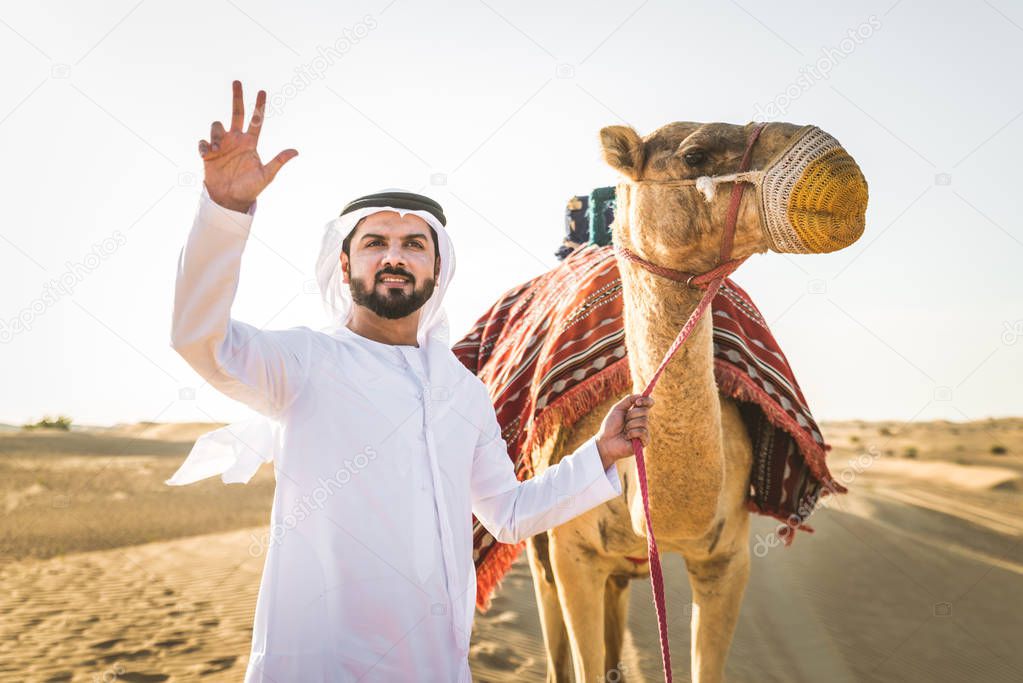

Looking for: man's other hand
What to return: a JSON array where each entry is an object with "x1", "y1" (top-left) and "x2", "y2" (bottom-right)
[{"x1": 595, "y1": 394, "x2": 653, "y2": 470}]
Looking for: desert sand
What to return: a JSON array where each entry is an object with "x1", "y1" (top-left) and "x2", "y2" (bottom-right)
[{"x1": 1, "y1": 419, "x2": 1021, "y2": 681}]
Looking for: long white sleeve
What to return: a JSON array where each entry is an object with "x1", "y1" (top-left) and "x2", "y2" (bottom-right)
[
  {"x1": 170, "y1": 187, "x2": 310, "y2": 417},
  {"x1": 470, "y1": 405, "x2": 621, "y2": 544}
]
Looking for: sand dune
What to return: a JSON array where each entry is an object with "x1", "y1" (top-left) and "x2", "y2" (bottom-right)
[
  {"x1": 89, "y1": 422, "x2": 228, "y2": 443},
  {"x1": 865, "y1": 458, "x2": 1020, "y2": 490},
  {"x1": 0, "y1": 528, "x2": 261, "y2": 681},
  {"x1": 1, "y1": 420, "x2": 1021, "y2": 681}
]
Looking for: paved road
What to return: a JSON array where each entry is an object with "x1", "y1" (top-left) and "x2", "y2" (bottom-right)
[{"x1": 623, "y1": 483, "x2": 1023, "y2": 682}]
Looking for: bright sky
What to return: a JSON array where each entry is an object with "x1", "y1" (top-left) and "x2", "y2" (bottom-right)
[{"x1": 1, "y1": 0, "x2": 1020, "y2": 426}]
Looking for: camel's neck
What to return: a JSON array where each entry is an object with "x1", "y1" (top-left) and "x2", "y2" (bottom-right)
[{"x1": 619, "y1": 254, "x2": 725, "y2": 540}]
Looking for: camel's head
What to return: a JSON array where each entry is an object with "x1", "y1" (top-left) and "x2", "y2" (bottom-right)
[{"x1": 599, "y1": 122, "x2": 867, "y2": 271}]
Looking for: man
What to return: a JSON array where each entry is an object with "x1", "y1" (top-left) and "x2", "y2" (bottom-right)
[{"x1": 166, "y1": 81, "x2": 652, "y2": 682}]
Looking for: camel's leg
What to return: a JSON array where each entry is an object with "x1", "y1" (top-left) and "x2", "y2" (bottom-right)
[
  {"x1": 603, "y1": 573, "x2": 631, "y2": 680},
  {"x1": 526, "y1": 533, "x2": 573, "y2": 682},
  {"x1": 549, "y1": 533, "x2": 609, "y2": 682},
  {"x1": 683, "y1": 512, "x2": 751, "y2": 683}
]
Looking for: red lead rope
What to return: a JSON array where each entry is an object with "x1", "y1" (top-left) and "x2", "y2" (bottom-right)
[{"x1": 622, "y1": 123, "x2": 766, "y2": 683}]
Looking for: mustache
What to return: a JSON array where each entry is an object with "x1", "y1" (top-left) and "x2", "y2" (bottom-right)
[{"x1": 375, "y1": 266, "x2": 415, "y2": 283}]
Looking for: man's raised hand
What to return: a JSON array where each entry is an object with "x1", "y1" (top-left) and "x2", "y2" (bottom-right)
[{"x1": 198, "y1": 80, "x2": 298, "y2": 213}]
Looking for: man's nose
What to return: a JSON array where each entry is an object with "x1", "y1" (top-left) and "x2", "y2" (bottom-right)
[{"x1": 380, "y1": 243, "x2": 407, "y2": 268}]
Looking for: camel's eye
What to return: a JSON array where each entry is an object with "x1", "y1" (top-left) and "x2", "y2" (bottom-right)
[{"x1": 682, "y1": 150, "x2": 707, "y2": 167}]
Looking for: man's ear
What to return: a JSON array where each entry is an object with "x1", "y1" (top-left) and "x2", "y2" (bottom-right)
[
  {"x1": 340, "y1": 252, "x2": 350, "y2": 284},
  {"x1": 599, "y1": 125, "x2": 645, "y2": 180}
]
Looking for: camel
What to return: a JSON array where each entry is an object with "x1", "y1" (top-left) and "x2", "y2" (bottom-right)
[{"x1": 522, "y1": 121, "x2": 867, "y2": 682}]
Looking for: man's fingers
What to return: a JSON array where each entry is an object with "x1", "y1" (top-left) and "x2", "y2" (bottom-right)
[
  {"x1": 626, "y1": 427, "x2": 650, "y2": 443},
  {"x1": 625, "y1": 406, "x2": 651, "y2": 420},
  {"x1": 230, "y1": 80, "x2": 244, "y2": 131},
  {"x1": 612, "y1": 393, "x2": 642, "y2": 413},
  {"x1": 625, "y1": 416, "x2": 648, "y2": 431},
  {"x1": 248, "y1": 90, "x2": 266, "y2": 139},
  {"x1": 198, "y1": 139, "x2": 210, "y2": 158},
  {"x1": 210, "y1": 121, "x2": 226, "y2": 150},
  {"x1": 618, "y1": 391, "x2": 652, "y2": 447},
  {"x1": 627, "y1": 428, "x2": 650, "y2": 446},
  {"x1": 626, "y1": 394, "x2": 654, "y2": 409},
  {"x1": 263, "y1": 148, "x2": 299, "y2": 182}
]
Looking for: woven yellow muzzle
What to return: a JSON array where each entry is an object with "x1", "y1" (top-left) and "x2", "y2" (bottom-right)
[{"x1": 760, "y1": 126, "x2": 868, "y2": 254}]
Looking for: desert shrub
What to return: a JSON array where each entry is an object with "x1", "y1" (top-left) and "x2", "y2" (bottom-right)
[
  {"x1": 22, "y1": 415, "x2": 72, "y2": 431},
  {"x1": 991, "y1": 444, "x2": 1008, "y2": 455}
]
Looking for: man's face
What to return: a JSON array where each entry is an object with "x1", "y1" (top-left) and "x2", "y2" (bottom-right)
[{"x1": 341, "y1": 211, "x2": 440, "y2": 320}]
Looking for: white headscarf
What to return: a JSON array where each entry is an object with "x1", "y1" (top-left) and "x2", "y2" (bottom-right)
[
  {"x1": 315, "y1": 188, "x2": 454, "y2": 346},
  {"x1": 166, "y1": 189, "x2": 455, "y2": 486}
]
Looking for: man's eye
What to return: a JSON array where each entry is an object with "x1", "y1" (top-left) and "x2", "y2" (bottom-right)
[
  {"x1": 367, "y1": 240, "x2": 384, "y2": 247},
  {"x1": 406, "y1": 242, "x2": 424, "y2": 249}
]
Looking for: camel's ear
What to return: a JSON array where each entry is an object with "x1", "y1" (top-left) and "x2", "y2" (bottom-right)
[{"x1": 599, "y1": 126, "x2": 645, "y2": 180}]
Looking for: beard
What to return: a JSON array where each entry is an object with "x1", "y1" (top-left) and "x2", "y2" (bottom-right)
[{"x1": 349, "y1": 265, "x2": 436, "y2": 320}]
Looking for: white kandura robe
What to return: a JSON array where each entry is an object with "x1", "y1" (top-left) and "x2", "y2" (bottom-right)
[{"x1": 167, "y1": 191, "x2": 622, "y2": 682}]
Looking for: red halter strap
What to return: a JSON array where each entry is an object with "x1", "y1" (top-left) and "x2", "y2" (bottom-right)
[
  {"x1": 614, "y1": 247, "x2": 746, "y2": 288},
  {"x1": 621, "y1": 122, "x2": 766, "y2": 683}
]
